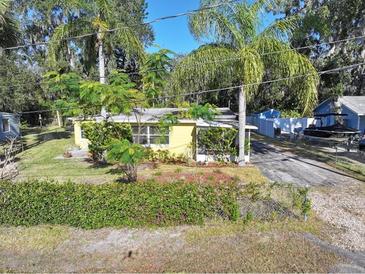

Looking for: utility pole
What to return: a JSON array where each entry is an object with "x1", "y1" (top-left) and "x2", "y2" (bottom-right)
[
  {"x1": 238, "y1": 85, "x2": 246, "y2": 166},
  {"x1": 98, "y1": 25, "x2": 107, "y2": 118}
]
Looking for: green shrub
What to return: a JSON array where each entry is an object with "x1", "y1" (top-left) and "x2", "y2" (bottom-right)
[
  {"x1": 145, "y1": 148, "x2": 189, "y2": 164},
  {"x1": 82, "y1": 121, "x2": 132, "y2": 162},
  {"x1": 107, "y1": 139, "x2": 145, "y2": 182},
  {"x1": 0, "y1": 180, "x2": 239, "y2": 229}
]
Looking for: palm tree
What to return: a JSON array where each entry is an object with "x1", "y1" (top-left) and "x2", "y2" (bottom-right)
[
  {"x1": 48, "y1": 0, "x2": 145, "y2": 84},
  {"x1": 171, "y1": 0, "x2": 319, "y2": 166},
  {"x1": 0, "y1": 0, "x2": 19, "y2": 48}
]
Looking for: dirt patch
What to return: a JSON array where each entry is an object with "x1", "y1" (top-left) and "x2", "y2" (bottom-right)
[
  {"x1": 141, "y1": 170, "x2": 235, "y2": 184},
  {"x1": 0, "y1": 224, "x2": 344, "y2": 273}
]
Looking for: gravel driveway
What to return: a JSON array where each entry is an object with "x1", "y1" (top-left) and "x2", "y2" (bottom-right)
[{"x1": 252, "y1": 139, "x2": 365, "y2": 253}]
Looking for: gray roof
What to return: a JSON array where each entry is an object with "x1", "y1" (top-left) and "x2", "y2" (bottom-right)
[
  {"x1": 94, "y1": 107, "x2": 238, "y2": 123},
  {"x1": 339, "y1": 96, "x2": 365, "y2": 115}
]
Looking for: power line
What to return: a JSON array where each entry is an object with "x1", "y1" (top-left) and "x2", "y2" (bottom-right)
[
  {"x1": 2, "y1": 33, "x2": 365, "y2": 89},
  {"x1": 16, "y1": 62, "x2": 365, "y2": 115},
  {"x1": 2, "y1": 0, "x2": 239, "y2": 50},
  {"x1": 2, "y1": 33, "x2": 364, "y2": 86}
]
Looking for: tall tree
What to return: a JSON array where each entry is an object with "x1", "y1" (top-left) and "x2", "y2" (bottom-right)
[
  {"x1": 47, "y1": 0, "x2": 147, "y2": 82},
  {"x1": 270, "y1": 0, "x2": 365, "y2": 100},
  {"x1": 11, "y1": 0, "x2": 153, "y2": 72},
  {"x1": 172, "y1": 0, "x2": 319, "y2": 165},
  {"x1": 0, "y1": 54, "x2": 44, "y2": 113}
]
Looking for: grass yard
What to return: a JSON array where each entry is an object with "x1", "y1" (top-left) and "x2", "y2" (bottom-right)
[
  {"x1": 16, "y1": 130, "x2": 119, "y2": 184},
  {"x1": 16, "y1": 128, "x2": 268, "y2": 185}
]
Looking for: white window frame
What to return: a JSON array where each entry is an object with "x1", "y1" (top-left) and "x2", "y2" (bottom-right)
[
  {"x1": 2, "y1": 118, "x2": 10, "y2": 133},
  {"x1": 132, "y1": 125, "x2": 169, "y2": 147}
]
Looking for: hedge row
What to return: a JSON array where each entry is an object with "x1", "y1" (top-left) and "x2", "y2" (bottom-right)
[{"x1": 0, "y1": 180, "x2": 239, "y2": 228}]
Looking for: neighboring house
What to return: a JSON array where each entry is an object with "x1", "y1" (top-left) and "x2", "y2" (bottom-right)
[
  {"x1": 73, "y1": 108, "x2": 257, "y2": 162},
  {"x1": 248, "y1": 109, "x2": 314, "y2": 138},
  {"x1": 314, "y1": 96, "x2": 365, "y2": 134},
  {"x1": 0, "y1": 112, "x2": 20, "y2": 142}
]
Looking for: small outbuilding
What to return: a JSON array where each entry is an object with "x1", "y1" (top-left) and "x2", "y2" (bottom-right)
[
  {"x1": 314, "y1": 96, "x2": 365, "y2": 134},
  {"x1": 0, "y1": 112, "x2": 20, "y2": 142}
]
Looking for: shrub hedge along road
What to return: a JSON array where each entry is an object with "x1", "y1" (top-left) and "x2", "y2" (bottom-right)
[{"x1": 0, "y1": 180, "x2": 239, "y2": 229}]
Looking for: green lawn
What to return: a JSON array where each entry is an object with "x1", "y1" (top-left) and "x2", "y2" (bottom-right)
[
  {"x1": 16, "y1": 127, "x2": 270, "y2": 185},
  {"x1": 17, "y1": 130, "x2": 119, "y2": 184}
]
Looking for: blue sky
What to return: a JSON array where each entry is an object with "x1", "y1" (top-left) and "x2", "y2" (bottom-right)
[{"x1": 146, "y1": 0, "x2": 279, "y2": 54}]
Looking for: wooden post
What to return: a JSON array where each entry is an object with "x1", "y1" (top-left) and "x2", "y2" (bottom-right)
[
  {"x1": 56, "y1": 110, "x2": 62, "y2": 127},
  {"x1": 238, "y1": 86, "x2": 246, "y2": 166}
]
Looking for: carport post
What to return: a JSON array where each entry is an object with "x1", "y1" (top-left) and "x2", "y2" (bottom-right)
[{"x1": 248, "y1": 129, "x2": 251, "y2": 161}]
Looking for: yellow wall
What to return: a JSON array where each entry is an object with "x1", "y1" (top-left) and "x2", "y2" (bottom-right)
[
  {"x1": 169, "y1": 123, "x2": 196, "y2": 158},
  {"x1": 74, "y1": 121, "x2": 90, "y2": 150},
  {"x1": 73, "y1": 121, "x2": 196, "y2": 159}
]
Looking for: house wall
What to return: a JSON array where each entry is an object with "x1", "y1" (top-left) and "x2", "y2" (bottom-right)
[
  {"x1": 0, "y1": 112, "x2": 20, "y2": 141},
  {"x1": 314, "y1": 101, "x2": 335, "y2": 126},
  {"x1": 341, "y1": 105, "x2": 359, "y2": 130},
  {"x1": 359, "y1": 116, "x2": 365, "y2": 134},
  {"x1": 74, "y1": 121, "x2": 196, "y2": 158}
]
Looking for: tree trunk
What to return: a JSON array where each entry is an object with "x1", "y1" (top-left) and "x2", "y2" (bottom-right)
[{"x1": 238, "y1": 85, "x2": 246, "y2": 166}]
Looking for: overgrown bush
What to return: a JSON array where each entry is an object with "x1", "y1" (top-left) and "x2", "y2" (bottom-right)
[
  {"x1": 198, "y1": 127, "x2": 237, "y2": 162},
  {"x1": 0, "y1": 180, "x2": 239, "y2": 228},
  {"x1": 145, "y1": 148, "x2": 189, "y2": 164},
  {"x1": 82, "y1": 121, "x2": 132, "y2": 162}
]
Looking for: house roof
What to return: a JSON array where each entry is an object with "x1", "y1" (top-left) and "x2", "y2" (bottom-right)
[
  {"x1": 90, "y1": 107, "x2": 237, "y2": 124},
  {"x1": 74, "y1": 107, "x2": 257, "y2": 130},
  {"x1": 338, "y1": 96, "x2": 365, "y2": 115},
  {"x1": 314, "y1": 96, "x2": 365, "y2": 116}
]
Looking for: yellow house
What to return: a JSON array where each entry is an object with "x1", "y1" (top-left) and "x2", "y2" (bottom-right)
[{"x1": 73, "y1": 108, "x2": 257, "y2": 162}]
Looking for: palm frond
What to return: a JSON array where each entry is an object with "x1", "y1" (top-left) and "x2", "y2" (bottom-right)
[
  {"x1": 252, "y1": 36, "x2": 319, "y2": 114},
  {"x1": 261, "y1": 15, "x2": 299, "y2": 41},
  {"x1": 0, "y1": 0, "x2": 10, "y2": 23},
  {"x1": 171, "y1": 44, "x2": 238, "y2": 94},
  {"x1": 0, "y1": 12, "x2": 19, "y2": 47},
  {"x1": 188, "y1": 2, "x2": 244, "y2": 46},
  {"x1": 47, "y1": 19, "x2": 93, "y2": 66},
  {"x1": 236, "y1": 47, "x2": 264, "y2": 94},
  {"x1": 111, "y1": 22, "x2": 145, "y2": 62}
]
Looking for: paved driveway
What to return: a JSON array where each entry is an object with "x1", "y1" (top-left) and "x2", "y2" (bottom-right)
[{"x1": 251, "y1": 140, "x2": 360, "y2": 187}]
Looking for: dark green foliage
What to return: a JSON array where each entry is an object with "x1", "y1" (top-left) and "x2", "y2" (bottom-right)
[
  {"x1": 0, "y1": 54, "x2": 44, "y2": 113},
  {"x1": 82, "y1": 121, "x2": 132, "y2": 162},
  {"x1": 270, "y1": 0, "x2": 365, "y2": 99},
  {"x1": 198, "y1": 128, "x2": 238, "y2": 162},
  {"x1": 0, "y1": 180, "x2": 239, "y2": 228}
]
